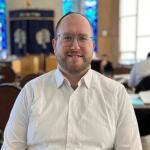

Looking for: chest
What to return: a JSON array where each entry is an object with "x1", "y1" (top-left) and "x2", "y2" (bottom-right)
[{"x1": 27, "y1": 87, "x2": 116, "y2": 149}]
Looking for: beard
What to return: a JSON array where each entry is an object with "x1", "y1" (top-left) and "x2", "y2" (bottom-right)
[{"x1": 56, "y1": 51, "x2": 93, "y2": 75}]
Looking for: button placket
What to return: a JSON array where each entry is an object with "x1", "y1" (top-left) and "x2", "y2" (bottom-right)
[{"x1": 66, "y1": 91, "x2": 77, "y2": 150}]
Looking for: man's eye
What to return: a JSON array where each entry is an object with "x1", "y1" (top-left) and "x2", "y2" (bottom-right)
[
  {"x1": 79, "y1": 36, "x2": 88, "y2": 41},
  {"x1": 63, "y1": 35, "x2": 72, "y2": 41}
]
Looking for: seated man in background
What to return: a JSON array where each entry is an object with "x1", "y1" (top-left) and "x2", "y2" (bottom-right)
[
  {"x1": 2, "y1": 12, "x2": 142, "y2": 150},
  {"x1": 100, "y1": 54, "x2": 114, "y2": 77},
  {"x1": 128, "y1": 52, "x2": 150, "y2": 90}
]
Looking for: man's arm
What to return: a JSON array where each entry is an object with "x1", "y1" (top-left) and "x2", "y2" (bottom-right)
[
  {"x1": 1, "y1": 86, "x2": 31, "y2": 150},
  {"x1": 114, "y1": 85, "x2": 142, "y2": 150},
  {"x1": 128, "y1": 65, "x2": 137, "y2": 88}
]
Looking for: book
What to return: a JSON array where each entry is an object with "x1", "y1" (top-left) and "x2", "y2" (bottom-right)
[{"x1": 139, "y1": 90, "x2": 150, "y2": 104}]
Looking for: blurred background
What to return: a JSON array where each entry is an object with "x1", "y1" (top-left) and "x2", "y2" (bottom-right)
[
  {"x1": 0, "y1": 0, "x2": 150, "y2": 149},
  {"x1": 0, "y1": 0, "x2": 150, "y2": 69}
]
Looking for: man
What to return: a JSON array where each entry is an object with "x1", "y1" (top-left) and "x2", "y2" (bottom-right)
[
  {"x1": 100, "y1": 54, "x2": 114, "y2": 77},
  {"x1": 2, "y1": 12, "x2": 142, "y2": 149},
  {"x1": 128, "y1": 52, "x2": 150, "y2": 89}
]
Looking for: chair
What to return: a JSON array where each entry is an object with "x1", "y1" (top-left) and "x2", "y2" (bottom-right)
[
  {"x1": 113, "y1": 67, "x2": 130, "y2": 75},
  {"x1": 91, "y1": 59, "x2": 101, "y2": 72},
  {"x1": 135, "y1": 76, "x2": 150, "y2": 93},
  {"x1": 0, "y1": 66, "x2": 16, "y2": 83},
  {"x1": 0, "y1": 83, "x2": 21, "y2": 147},
  {"x1": 0, "y1": 83, "x2": 21, "y2": 131},
  {"x1": 19, "y1": 73, "x2": 41, "y2": 88}
]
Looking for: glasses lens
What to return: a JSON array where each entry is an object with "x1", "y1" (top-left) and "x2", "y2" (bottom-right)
[
  {"x1": 62, "y1": 34, "x2": 73, "y2": 42},
  {"x1": 57, "y1": 33, "x2": 93, "y2": 46},
  {"x1": 78, "y1": 35, "x2": 89, "y2": 42}
]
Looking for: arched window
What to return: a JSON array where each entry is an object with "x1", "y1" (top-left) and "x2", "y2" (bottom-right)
[
  {"x1": 62, "y1": 0, "x2": 98, "y2": 52},
  {"x1": 0, "y1": 0, "x2": 7, "y2": 56}
]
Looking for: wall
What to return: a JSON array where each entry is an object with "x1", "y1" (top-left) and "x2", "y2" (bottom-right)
[
  {"x1": 6, "y1": 0, "x2": 62, "y2": 26},
  {"x1": 97, "y1": 0, "x2": 119, "y2": 66}
]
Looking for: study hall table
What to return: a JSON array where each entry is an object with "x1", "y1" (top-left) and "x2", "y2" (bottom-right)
[{"x1": 133, "y1": 104, "x2": 150, "y2": 136}]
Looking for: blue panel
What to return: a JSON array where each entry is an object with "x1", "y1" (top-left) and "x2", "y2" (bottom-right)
[
  {"x1": 62, "y1": 0, "x2": 98, "y2": 52},
  {"x1": 83, "y1": 0, "x2": 98, "y2": 52},
  {"x1": 0, "y1": 0, "x2": 7, "y2": 53},
  {"x1": 62, "y1": 0, "x2": 73, "y2": 15},
  {"x1": 0, "y1": 0, "x2": 5, "y2": 3}
]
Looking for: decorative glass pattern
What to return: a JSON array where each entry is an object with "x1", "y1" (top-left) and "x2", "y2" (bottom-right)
[
  {"x1": 62, "y1": 0, "x2": 73, "y2": 14},
  {"x1": 83, "y1": 0, "x2": 98, "y2": 51},
  {"x1": 62, "y1": 0, "x2": 98, "y2": 52},
  {"x1": 0, "y1": 0, "x2": 7, "y2": 52}
]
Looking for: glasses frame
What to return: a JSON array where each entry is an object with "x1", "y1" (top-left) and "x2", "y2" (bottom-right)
[{"x1": 56, "y1": 33, "x2": 94, "y2": 46}]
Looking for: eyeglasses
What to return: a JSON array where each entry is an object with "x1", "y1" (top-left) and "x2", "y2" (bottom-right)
[{"x1": 56, "y1": 33, "x2": 93, "y2": 46}]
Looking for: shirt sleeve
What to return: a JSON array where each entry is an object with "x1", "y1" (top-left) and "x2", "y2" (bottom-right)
[
  {"x1": 1, "y1": 84, "x2": 32, "y2": 150},
  {"x1": 128, "y1": 65, "x2": 137, "y2": 88},
  {"x1": 114, "y1": 85, "x2": 142, "y2": 150}
]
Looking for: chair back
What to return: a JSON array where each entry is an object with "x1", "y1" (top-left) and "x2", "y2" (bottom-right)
[
  {"x1": 19, "y1": 73, "x2": 41, "y2": 88},
  {"x1": 135, "y1": 76, "x2": 150, "y2": 93},
  {"x1": 0, "y1": 83, "x2": 21, "y2": 130},
  {"x1": 0, "y1": 66, "x2": 16, "y2": 83},
  {"x1": 113, "y1": 67, "x2": 130, "y2": 75}
]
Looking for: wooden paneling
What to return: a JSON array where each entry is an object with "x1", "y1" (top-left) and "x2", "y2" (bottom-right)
[
  {"x1": 45, "y1": 55, "x2": 58, "y2": 72},
  {"x1": 12, "y1": 54, "x2": 58, "y2": 77},
  {"x1": 97, "y1": 0, "x2": 119, "y2": 66},
  {"x1": 12, "y1": 55, "x2": 41, "y2": 77}
]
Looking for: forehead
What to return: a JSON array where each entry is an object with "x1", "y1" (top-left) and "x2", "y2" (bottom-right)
[{"x1": 57, "y1": 14, "x2": 93, "y2": 35}]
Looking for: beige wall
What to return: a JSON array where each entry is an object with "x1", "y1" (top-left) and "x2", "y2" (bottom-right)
[
  {"x1": 6, "y1": 0, "x2": 62, "y2": 26},
  {"x1": 97, "y1": 0, "x2": 119, "y2": 66}
]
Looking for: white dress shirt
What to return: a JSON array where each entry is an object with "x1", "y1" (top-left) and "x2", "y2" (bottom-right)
[
  {"x1": 2, "y1": 68, "x2": 142, "y2": 150},
  {"x1": 128, "y1": 58, "x2": 150, "y2": 88}
]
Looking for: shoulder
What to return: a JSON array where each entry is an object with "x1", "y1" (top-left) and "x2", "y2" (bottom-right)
[
  {"x1": 18, "y1": 70, "x2": 57, "y2": 105},
  {"x1": 24, "y1": 70, "x2": 56, "y2": 91},
  {"x1": 90, "y1": 70, "x2": 130, "y2": 114},
  {"x1": 134, "y1": 59, "x2": 150, "y2": 67},
  {"x1": 90, "y1": 70, "x2": 125, "y2": 93}
]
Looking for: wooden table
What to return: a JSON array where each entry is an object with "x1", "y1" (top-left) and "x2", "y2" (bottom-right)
[{"x1": 133, "y1": 104, "x2": 150, "y2": 136}]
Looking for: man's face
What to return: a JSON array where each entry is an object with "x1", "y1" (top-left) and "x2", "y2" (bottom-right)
[{"x1": 52, "y1": 14, "x2": 94, "y2": 75}]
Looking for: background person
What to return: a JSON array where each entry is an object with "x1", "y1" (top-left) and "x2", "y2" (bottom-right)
[
  {"x1": 128, "y1": 52, "x2": 150, "y2": 89},
  {"x1": 100, "y1": 54, "x2": 114, "y2": 77}
]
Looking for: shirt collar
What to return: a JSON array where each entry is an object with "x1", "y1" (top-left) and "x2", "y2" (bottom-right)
[
  {"x1": 54, "y1": 67, "x2": 65, "y2": 88},
  {"x1": 79, "y1": 69, "x2": 92, "y2": 89},
  {"x1": 54, "y1": 67, "x2": 93, "y2": 89}
]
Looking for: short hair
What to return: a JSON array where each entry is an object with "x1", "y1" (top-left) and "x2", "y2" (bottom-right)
[
  {"x1": 54, "y1": 12, "x2": 93, "y2": 37},
  {"x1": 147, "y1": 52, "x2": 150, "y2": 58}
]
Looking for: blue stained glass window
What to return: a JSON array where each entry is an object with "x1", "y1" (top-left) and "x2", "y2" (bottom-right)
[
  {"x1": 83, "y1": 0, "x2": 98, "y2": 52},
  {"x1": 62, "y1": 0, "x2": 98, "y2": 52},
  {"x1": 0, "y1": 0, "x2": 7, "y2": 53},
  {"x1": 62, "y1": 0, "x2": 73, "y2": 14}
]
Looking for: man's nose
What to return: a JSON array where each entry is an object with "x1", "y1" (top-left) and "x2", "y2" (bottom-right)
[{"x1": 71, "y1": 37, "x2": 80, "y2": 49}]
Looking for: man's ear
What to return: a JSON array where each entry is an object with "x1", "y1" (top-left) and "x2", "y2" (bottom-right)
[
  {"x1": 93, "y1": 41, "x2": 95, "y2": 50},
  {"x1": 52, "y1": 38, "x2": 56, "y2": 53}
]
